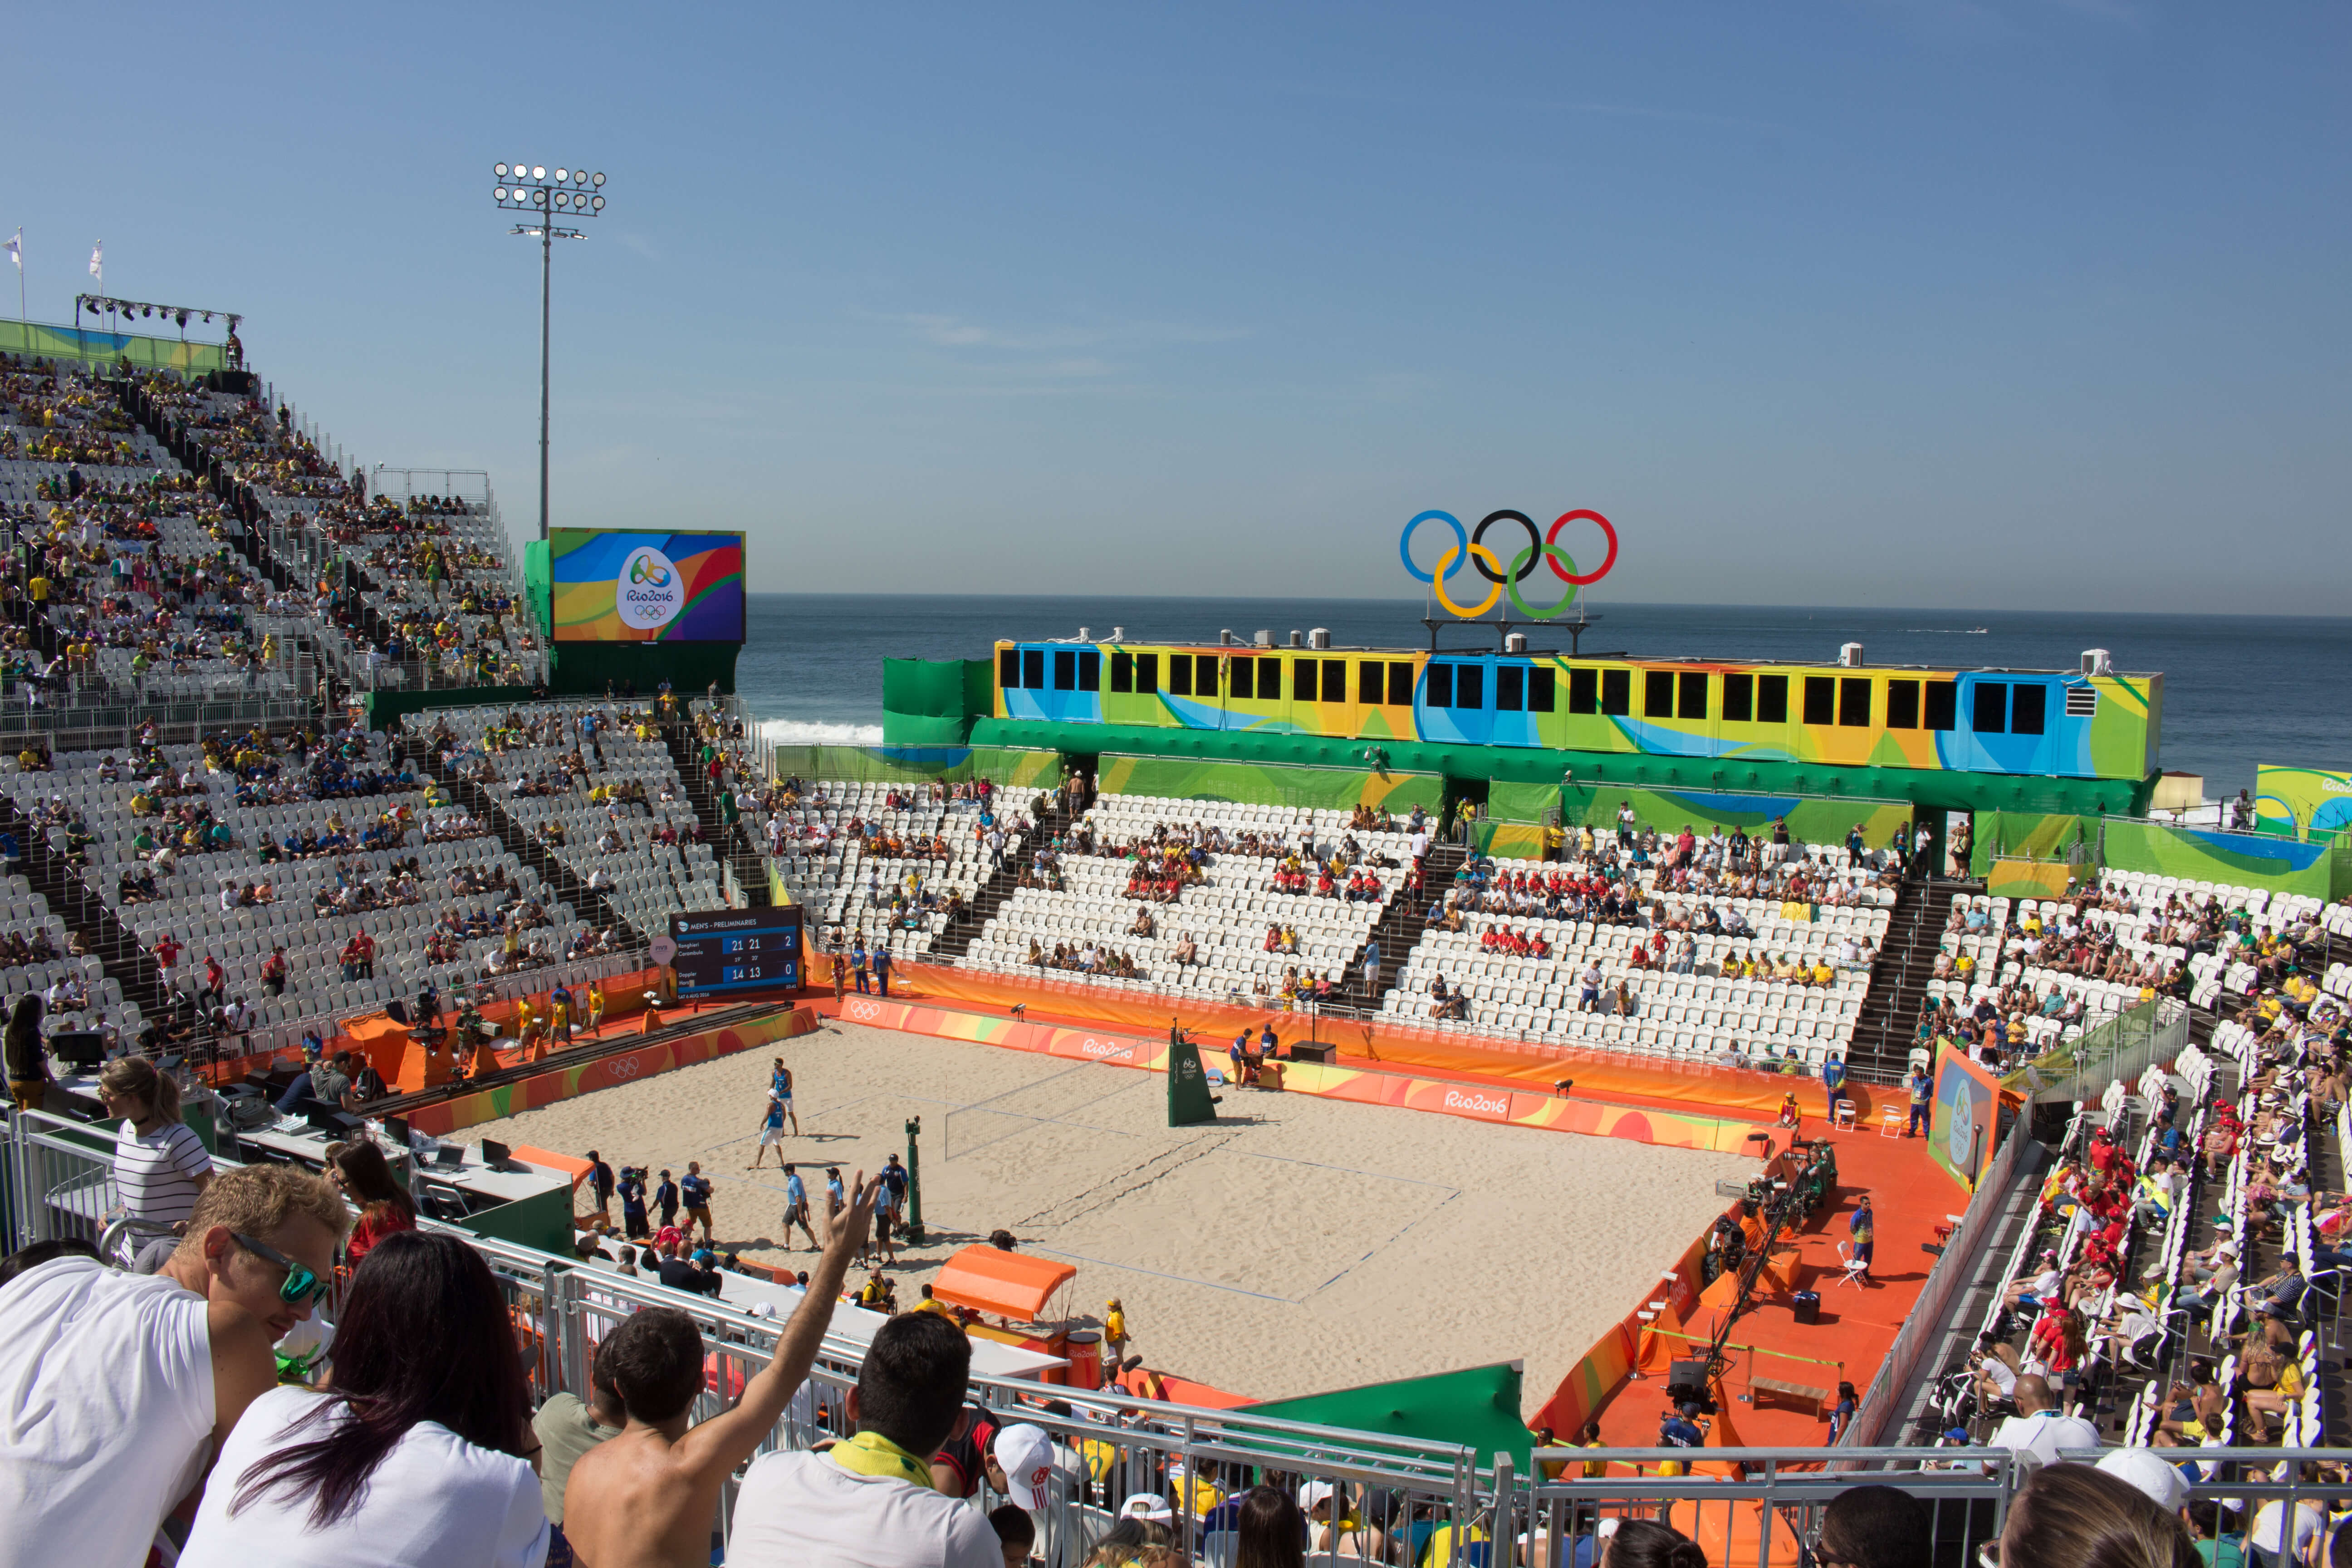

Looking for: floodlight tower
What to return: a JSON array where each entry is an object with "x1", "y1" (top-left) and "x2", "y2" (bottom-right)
[{"x1": 489, "y1": 162, "x2": 608, "y2": 541}]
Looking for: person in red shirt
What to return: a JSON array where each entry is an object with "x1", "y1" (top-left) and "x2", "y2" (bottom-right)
[
  {"x1": 331, "y1": 1140, "x2": 416, "y2": 1269},
  {"x1": 151, "y1": 933, "x2": 183, "y2": 993},
  {"x1": 201, "y1": 954, "x2": 226, "y2": 1008}
]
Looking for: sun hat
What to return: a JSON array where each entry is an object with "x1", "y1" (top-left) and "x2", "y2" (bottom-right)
[
  {"x1": 1296, "y1": 1480, "x2": 1336, "y2": 1514},
  {"x1": 1119, "y1": 1493, "x2": 1174, "y2": 1523}
]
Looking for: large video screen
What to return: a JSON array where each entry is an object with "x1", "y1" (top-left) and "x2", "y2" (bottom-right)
[
  {"x1": 550, "y1": 529, "x2": 745, "y2": 642},
  {"x1": 670, "y1": 907, "x2": 803, "y2": 996}
]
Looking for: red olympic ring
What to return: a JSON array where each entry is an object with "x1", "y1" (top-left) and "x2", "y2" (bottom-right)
[{"x1": 1547, "y1": 510, "x2": 1617, "y2": 586}]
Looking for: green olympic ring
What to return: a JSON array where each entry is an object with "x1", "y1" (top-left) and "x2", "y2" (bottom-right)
[{"x1": 1504, "y1": 544, "x2": 1580, "y2": 619}]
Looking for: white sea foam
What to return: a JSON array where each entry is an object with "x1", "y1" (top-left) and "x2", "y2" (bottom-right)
[{"x1": 757, "y1": 719, "x2": 885, "y2": 746}]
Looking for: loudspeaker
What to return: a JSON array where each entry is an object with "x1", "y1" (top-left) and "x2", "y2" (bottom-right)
[{"x1": 1793, "y1": 1291, "x2": 1822, "y2": 1326}]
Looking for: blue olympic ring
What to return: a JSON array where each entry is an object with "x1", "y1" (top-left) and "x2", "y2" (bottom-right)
[{"x1": 1399, "y1": 510, "x2": 1469, "y2": 585}]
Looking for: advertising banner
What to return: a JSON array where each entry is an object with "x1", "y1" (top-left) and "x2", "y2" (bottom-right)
[{"x1": 550, "y1": 529, "x2": 745, "y2": 642}]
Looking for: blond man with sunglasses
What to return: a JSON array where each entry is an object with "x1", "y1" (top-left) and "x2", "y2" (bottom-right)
[{"x1": 0, "y1": 1162, "x2": 346, "y2": 1568}]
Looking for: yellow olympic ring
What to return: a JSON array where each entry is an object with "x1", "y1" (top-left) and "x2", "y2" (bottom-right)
[{"x1": 1431, "y1": 544, "x2": 1504, "y2": 617}]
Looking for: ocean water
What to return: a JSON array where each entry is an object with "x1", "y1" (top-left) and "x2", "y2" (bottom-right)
[{"x1": 734, "y1": 596, "x2": 2352, "y2": 796}]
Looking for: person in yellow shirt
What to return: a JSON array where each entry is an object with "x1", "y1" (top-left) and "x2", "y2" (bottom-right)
[
  {"x1": 1103, "y1": 1298, "x2": 1129, "y2": 1367},
  {"x1": 586, "y1": 982, "x2": 606, "y2": 1033},
  {"x1": 910, "y1": 1283, "x2": 952, "y2": 1317}
]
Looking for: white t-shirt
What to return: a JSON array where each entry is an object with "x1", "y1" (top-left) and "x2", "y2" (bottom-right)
[
  {"x1": 2249, "y1": 1499, "x2": 2328, "y2": 1555},
  {"x1": 725, "y1": 1449, "x2": 1001, "y2": 1568},
  {"x1": 1990, "y1": 1409, "x2": 2101, "y2": 1467},
  {"x1": 0, "y1": 1257, "x2": 214, "y2": 1568},
  {"x1": 114, "y1": 1116, "x2": 212, "y2": 1225},
  {"x1": 179, "y1": 1385, "x2": 548, "y2": 1568}
]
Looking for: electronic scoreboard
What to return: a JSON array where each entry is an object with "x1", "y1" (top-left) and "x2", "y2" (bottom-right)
[{"x1": 668, "y1": 907, "x2": 803, "y2": 996}]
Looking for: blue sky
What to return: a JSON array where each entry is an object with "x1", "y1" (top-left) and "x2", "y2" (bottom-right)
[{"x1": 7, "y1": 3, "x2": 2344, "y2": 610}]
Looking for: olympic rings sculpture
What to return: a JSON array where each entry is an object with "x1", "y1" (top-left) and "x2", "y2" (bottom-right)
[{"x1": 1400, "y1": 508, "x2": 1618, "y2": 619}]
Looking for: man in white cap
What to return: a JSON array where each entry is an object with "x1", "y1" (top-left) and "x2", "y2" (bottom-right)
[
  {"x1": 2175, "y1": 1240, "x2": 2239, "y2": 1317},
  {"x1": 2095, "y1": 1447, "x2": 2190, "y2": 1520},
  {"x1": 990, "y1": 1423, "x2": 1055, "y2": 1515}
]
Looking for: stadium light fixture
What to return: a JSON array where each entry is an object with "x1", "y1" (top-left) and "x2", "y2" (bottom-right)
[{"x1": 487, "y1": 160, "x2": 611, "y2": 543}]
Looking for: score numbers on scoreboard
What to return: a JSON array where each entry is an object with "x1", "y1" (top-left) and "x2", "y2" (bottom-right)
[{"x1": 667, "y1": 907, "x2": 804, "y2": 996}]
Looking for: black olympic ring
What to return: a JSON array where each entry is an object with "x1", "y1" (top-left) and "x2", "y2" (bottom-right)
[{"x1": 1470, "y1": 510, "x2": 1543, "y2": 584}]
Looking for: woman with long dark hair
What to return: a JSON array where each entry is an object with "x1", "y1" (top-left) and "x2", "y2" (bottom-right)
[
  {"x1": 177, "y1": 1230, "x2": 547, "y2": 1566},
  {"x1": 329, "y1": 1140, "x2": 416, "y2": 1269},
  {"x1": 1233, "y1": 1485, "x2": 1306, "y2": 1568}
]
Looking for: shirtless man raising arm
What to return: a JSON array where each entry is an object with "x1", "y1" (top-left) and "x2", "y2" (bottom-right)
[{"x1": 561, "y1": 1171, "x2": 878, "y2": 1568}]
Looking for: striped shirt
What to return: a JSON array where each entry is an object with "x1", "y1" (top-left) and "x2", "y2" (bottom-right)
[{"x1": 113, "y1": 1119, "x2": 211, "y2": 1226}]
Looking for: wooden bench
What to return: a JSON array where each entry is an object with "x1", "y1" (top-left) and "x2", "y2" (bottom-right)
[{"x1": 1749, "y1": 1377, "x2": 1831, "y2": 1416}]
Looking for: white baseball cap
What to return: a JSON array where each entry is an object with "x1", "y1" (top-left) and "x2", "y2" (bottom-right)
[
  {"x1": 993, "y1": 1424, "x2": 1054, "y2": 1511},
  {"x1": 2097, "y1": 1446, "x2": 2190, "y2": 1513},
  {"x1": 1297, "y1": 1479, "x2": 1336, "y2": 1514},
  {"x1": 1118, "y1": 1493, "x2": 1173, "y2": 1523}
]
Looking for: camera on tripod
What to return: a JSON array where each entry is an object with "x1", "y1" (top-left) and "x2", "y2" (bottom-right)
[{"x1": 1664, "y1": 1360, "x2": 1718, "y2": 1413}]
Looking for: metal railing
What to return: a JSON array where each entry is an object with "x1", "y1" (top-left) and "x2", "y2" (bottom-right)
[
  {"x1": 1841, "y1": 1112, "x2": 2033, "y2": 1450},
  {"x1": 2006, "y1": 996, "x2": 2190, "y2": 1105},
  {"x1": 12, "y1": 1101, "x2": 2352, "y2": 1564}
]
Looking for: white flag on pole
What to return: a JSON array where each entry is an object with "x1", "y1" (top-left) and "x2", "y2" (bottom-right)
[
  {"x1": 4, "y1": 232, "x2": 19, "y2": 272},
  {"x1": 88, "y1": 240, "x2": 102, "y2": 285}
]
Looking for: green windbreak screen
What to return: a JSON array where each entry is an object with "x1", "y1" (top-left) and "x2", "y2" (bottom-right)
[
  {"x1": 1096, "y1": 754, "x2": 1443, "y2": 813},
  {"x1": 0, "y1": 318, "x2": 229, "y2": 373}
]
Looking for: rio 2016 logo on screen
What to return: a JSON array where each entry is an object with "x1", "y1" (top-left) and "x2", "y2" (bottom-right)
[
  {"x1": 549, "y1": 529, "x2": 746, "y2": 642},
  {"x1": 617, "y1": 547, "x2": 684, "y2": 630}
]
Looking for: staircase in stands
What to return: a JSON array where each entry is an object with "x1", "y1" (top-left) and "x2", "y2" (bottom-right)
[{"x1": 1847, "y1": 874, "x2": 1970, "y2": 1081}]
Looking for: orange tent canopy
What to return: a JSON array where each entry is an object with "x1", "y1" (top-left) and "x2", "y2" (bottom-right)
[{"x1": 931, "y1": 1246, "x2": 1076, "y2": 1322}]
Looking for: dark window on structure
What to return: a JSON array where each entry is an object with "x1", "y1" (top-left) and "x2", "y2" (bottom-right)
[
  {"x1": 1135, "y1": 653, "x2": 1158, "y2": 694},
  {"x1": 2010, "y1": 683, "x2": 2046, "y2": 735},
  {"x1": 1078, "y1": 651, "x2": 1100, "y2": 692},
  {"x1": 1110, "y1": 652, "x2": 1133, "y2": 693},
  {"x1": 1169, "y1": 655, "x2": 1192, "y2": 697},
  {"x1": 1000, "y1": 649, "x2": 1020, "y2": 690},
  {"x1": 1569, "y1": 667, "x2": 1598, "y2": 714},
  {"x1": 1802, "y1": 677, "x2": 1836, "y2": 727},
  {"x1": 1679, "y1": 672, "x2": 1707, "y2": 719},
  {"x1": 1496, "y1": 666, "x2": 1524, "y2": 712},
  {"x1": 1528, "y1": 667, "x2": 1555, "y2": 713},
  {"x1": 1022, "y1": 649, "x2": 1045, "y2": 690},
  {"x1": 1455, "y1": 664, "x2": 1483, "y2": 709},
  {"x1": 1358, "y1": 661, "x2": 1383, "y2": 706},
  {"x1": 1426, "y1": 663, "x2": 1454, "y2": 708},
  {"x1": 1838, "y1": 677, "x2": 1870, "y2": 728},
  {"x1": 1389, "y1": 662, "x2": 1414, "y2": 703},
  {"x1": 1294, "y1": 658, "x2": 1317, "y2": 701},
  {"x1": 1196, "y1": 655, "x2": 1220, "y2": 696},
  {"x1": 1757, "y1": 675, "x2": 1788, "y2": 725},
  {"x1": 1321, "y1": 659, "x2": 1346, "y2": 703},
  {"x1": 1600, "y1": 668, "x2": 1631, "y2": 715},
  {"x1": 1885, "y1": 679, "x2": 1918, "y2": 729},
  {"x1": 1973, "y1": 682, "x2": 2007, "y2": 734},
  {"x1": 1260, "y1": 657, "x2": 1281, "y2": 697},
  {"x1": 1645, "y1": 670, "x2": 1676, "y2": 718},
  {"x1": 1923, "y1": 680, "x2": 1955, "y2": 731},
  {"x1": 1229, "y1": 658, "x2": 1253, "y2": 701},
  {"x1": 1722, "y1": 672, "x2": 1753, "y2": 723}
]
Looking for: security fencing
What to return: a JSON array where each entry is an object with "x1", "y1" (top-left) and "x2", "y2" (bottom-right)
[{"x1": 14, "y1": 1100, "x2": 2352, "y2": 1566}]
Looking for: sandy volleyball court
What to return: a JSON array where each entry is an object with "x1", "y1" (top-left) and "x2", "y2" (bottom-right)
[{"x1": 465, "y1": 1018, "x2": 1751, "y2": 1401}]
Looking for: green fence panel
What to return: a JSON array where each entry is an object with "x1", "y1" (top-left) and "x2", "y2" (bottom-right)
[
  {"x1": 0, "y1": 318, "x2": 229, "y2": 373},
  {"x1": 1096, "y1": 754, "x2": 1443, "y2": 813},
  {"x1": 2098, "y1": 818, "x2": 2333, "y2": 898}
]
